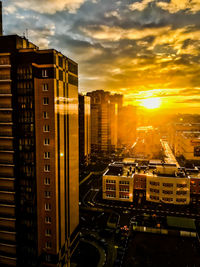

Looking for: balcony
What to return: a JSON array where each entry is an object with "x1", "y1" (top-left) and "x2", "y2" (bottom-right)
[
  {"x1": 0, "y1": 75, "x2": 11, "y2": 82},
  {"x1": 0, "y1": 165, "x2": 14, "y2": 178},
  {"x1": 0, "y1": 178, "x2": 15, "y2": 191},
  {"x1": 0, "y1": 230, "x2": 16, "y2": 243},
  {"x1": 0, "y1": 138, "x2": 13, "y2": 151},
  {"x1": 0, "y1": 243, "x2": 16, "y2": 256},
  {"x1": 0, "y1": 255, "x2": 16, "y2": 266},
  {"x1": 0, "y1": 191, "x2": 15, "y2": 204},
  {"x1": 0, "y1": 96, "x2": 12, "y2": 108},
  {"x1": 0, "y1": 204, "x2": 15, "y2": 217},
  {"x1": 0, "y1": 217, "x2": 16, "y2": 230}
]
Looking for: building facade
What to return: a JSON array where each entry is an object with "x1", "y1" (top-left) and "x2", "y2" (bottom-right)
[
  {"x1": 102, "y1": 163, "x2": 134, "y2": 202},
  {"x1": 79, "y1": 94, "x2": 91, "y2": 168},
  {"x1": 87, "y1": 90, "x2": 119, "y2": 154},
  {"x1": 102, "y1": 161, "x2": 200, "y2": 206},
  {"x1": 0, "y1": 34, "x2": 79, "y2": 266}
]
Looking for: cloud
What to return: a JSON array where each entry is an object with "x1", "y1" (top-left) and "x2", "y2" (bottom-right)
[
  {"x1": 9, "y1": 0, "x2": 87, "y2": 14},
  {"x1": 157, "y1": 0, "x2": 200, "y2": 14},
  {"x1": 80, "y1": 24, "x2": 171, "y2": 41},
  {"x1": 129, "y1": 0, "x2": 153, "y2": 11}
]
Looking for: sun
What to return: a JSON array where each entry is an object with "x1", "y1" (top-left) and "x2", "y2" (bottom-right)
[{"x1": 141, "y1": 97, "x2": 161, "y2": 109}]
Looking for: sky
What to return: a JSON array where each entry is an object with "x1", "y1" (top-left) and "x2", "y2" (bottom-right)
[{"x1": 2, "y1": 0, "x2": 200, "y2": 112}]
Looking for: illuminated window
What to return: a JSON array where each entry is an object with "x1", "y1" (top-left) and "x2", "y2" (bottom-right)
[
  {"x1": 44, "y1": 165, "x2": 50, "y2": 172},
  {"x1": 44, "y1": 152, "x2": 50, "y2": 159},
  {"x1": 42, "y1": 83, "x2": 48, "y2": 91},
  {"x1": 45, "y1": 216, "x2": 51, "y2": 223},
  {"x1": 45, "y1": 191, "x2": 51, "y2": 198},
  {"x1": 45, "y1": 229, "x2": 51, "y2": 236},
  {"x1": 43, "y1": 125, "x2": 50, "y2": 132},
  {"x1": 45, "y1": 203, "x2": 51, "y2": 211},
  {"x1": 43, "y1": 111, "x2": 49, "y2": 119},
  {"x1": 44, "y1": 138, "x2": 50, "y2": 145},
  {"x1": 44, "y1": 178, "x2": 50, "y2": 185},
  {"x1": 42, "y1": 69, "x2": 48, "y2": 77},
  {"x1": 43, "y1": 97, "x2": 49, "y2": 105}
]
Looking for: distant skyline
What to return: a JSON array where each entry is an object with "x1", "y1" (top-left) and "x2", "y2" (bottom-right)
[{"x1": 2, "y1": 0, "x2": 200, "y2": 111}]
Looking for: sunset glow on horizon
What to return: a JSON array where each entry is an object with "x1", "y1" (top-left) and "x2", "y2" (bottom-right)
[
  {"x1": 2, "y1": 0, "x2": 200, "y2": 112},
  {"x1": 141, "y1": 97, "x2": 161, "y2": 110}
]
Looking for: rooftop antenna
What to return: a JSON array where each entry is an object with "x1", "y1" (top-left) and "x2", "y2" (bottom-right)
[{"x1": 26, "y1": 28, "x2": 29, "y2": 39}]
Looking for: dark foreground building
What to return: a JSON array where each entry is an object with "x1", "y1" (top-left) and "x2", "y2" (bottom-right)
[{"x1": 0, "y1": 19, "x2": 79, "y2": 267}]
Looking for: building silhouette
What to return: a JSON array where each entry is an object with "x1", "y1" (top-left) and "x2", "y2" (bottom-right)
[{"x1": 0, "y1": 5, "x2": 79, "y2": 266}]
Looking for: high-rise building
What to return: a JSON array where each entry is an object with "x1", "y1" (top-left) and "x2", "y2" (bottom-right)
[
  {"x1": 79, "y1": 94, "x2": 91, "y2": 168},
  {"x1": 0, "y1": 9, "x2": 79, "y2": 266},
  {"x1": 86, "y1": 90, "x2": 119, "y2": 154}
]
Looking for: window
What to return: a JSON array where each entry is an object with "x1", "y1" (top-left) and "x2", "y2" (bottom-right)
[
  {"x1": 45, "y1": 191, "x2": 51, "y2": 198},
  {"x1": 163, "y1": 183, "x2": 173, "y2": 188},
  {"x1": 106, "y1": 193, "x2": 116, "y2": 198},
  {"x1": 150, "y1": 188, "x2": 159, "y2": 193},
  {"x1": 44, "y1": 178, "x2": 50, "y2": 185},
  {"x1": 45, "y1": 229, "x2": 51, "y2": 236},
  {"x1": 43, "y1": 97, "x2": 49, "y2": 105},
  {"x1": 176, "y1": 191, "x2": 187, "y2": 195},
  {"x1": 162, "y1": 197, "x2": 173, "y2": 202},
  {"x1": 45, "y1": 203, "x2": 51, "y2": 211},
  {"x1": 106, "y1": 179, "x2": 116, "y2": 184},
  {"x1": 45, "y1": 255, "x2": 51, "y2": 262},
  {"x1": 42, "y1": 69, "x2": 48, "y2": 77},
  {"x1": 44, "y1": 138, "x2": 50, "y2": 145},
  {"x1": 176, "y1": 198, "x2": 187, "y2": 203},
  {"x1": 177, "y1": 183, "x2": 187, "y2": 188},
  {"x1": 44, "y1": 152, "x2": 50, "y2": 159},
  {"x1": 119, "y1": 181, "x2": 130, "y2": 185},
  {"x1": 45, "y1": 216, "x2": 51, "y2": 223},
  {"x1": 119, "y1": 194, "x2": 129, "y2": 199},
  {"x1": 43, "y1": 125, "x2": 50, "y2": 132},
  {"x1": 42, "y1": 83, "x2": 48, "y2": 91},
  {"x1": 150, "y1": 181, "x2": 160, "y2": 186},
  {"x1": 150, "y1": 195, "x2": 159, "y2": 200},
  {"x1": 44, "y1": 165, "x2": 50, "y2": 172},
  {"x1": 119, "y1": 187, "x2": 129, "y2": 192},
  {"x1": 106, "y1": 186, "x2": 116, "y2": 191},
  {"x1": 43, "y1": 112, "x2": 49, "y2": 119},
  {"x1": 162, "y1": 190, "x2": 173, "y2": 194},
  {"x1": 45, "y1": 241, "x2": 52, "y2": 249}
]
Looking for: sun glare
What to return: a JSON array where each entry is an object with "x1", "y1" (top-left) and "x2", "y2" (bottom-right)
[{"x1": 141, "y1": 98, "x2": 161, "y2": 109}]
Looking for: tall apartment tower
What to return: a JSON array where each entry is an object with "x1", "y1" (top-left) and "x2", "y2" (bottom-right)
[
  {"x1": 86, "y1": 90, "x2": 118, "y2": 154},
  {"x1": 0, "y1": 34, "x2": 79, "y2": 266},
  {"x1": 79, "y1": 94, "x2": 91, "y2": 168}
]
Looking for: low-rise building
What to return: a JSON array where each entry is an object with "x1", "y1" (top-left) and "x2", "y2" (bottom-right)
[
  {"x1": 146, "y1": 168, "x2": 190, "y2": 205},
  {"x1": 102, "y1": 160, "x2": 200, "y2": 206},
  {"x1": 102, "y1": 163, "x2": 134, "y2": 202}
]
